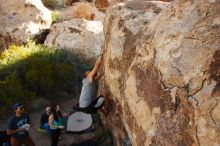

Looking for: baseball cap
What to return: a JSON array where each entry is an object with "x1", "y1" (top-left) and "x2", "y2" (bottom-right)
[{"x1": 12, "y1": 102, "x2": 24, "y2": 110}]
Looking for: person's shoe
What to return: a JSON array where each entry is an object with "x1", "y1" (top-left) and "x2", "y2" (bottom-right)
[
  {"x1": 73, "y1": 103, "x2": 80, "y2": 111},
  {"x1": 91, "y1": 124, "x2": 96, "y2": 132}
]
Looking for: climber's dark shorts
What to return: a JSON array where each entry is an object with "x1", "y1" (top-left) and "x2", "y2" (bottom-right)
[{"x1": 73, "y1": 95, "x2": 105, "y2": 114}]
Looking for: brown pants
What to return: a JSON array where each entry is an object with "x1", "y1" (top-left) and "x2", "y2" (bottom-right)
[{"x1": 11, "y1": 135, "x2": 36, "y2": 146}]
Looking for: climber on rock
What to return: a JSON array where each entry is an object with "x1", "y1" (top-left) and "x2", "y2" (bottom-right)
[{"x1": 74, "y1": 55, "x2": 105, "y2": 113}]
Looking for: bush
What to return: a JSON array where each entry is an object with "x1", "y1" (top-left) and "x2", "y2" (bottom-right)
[
  {"x1": 0, "y1": 41, "x2": 78, "y2": 115},
  {"x1": 52, "y1": 10, "x2": 60, "y2": 22}
]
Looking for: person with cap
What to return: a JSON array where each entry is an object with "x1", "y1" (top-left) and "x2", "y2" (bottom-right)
[
  {"x1": 77, "y1": 55, "x2": 105, "y2": 113},
  {"x1": 6, "y1": 102, "x2": 36, "y2": 146}
]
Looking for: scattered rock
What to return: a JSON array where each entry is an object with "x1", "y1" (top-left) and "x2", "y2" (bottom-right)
[{"x1": 0, "y1": 0, "x2": 52, "y2": 51}]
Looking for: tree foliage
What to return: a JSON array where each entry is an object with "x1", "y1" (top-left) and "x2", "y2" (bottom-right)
[{"x1": 0, "y1": 41, "x2": 78, "y2": 113}]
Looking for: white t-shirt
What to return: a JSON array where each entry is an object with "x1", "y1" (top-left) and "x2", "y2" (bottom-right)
[{"x1": 79, "y1": 78, "x2": 97, "y2": 108}]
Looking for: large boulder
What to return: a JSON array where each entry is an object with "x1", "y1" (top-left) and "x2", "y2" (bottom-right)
[
  {"x1": 100, "y1": 1, "x2": 170, "y2": 145},
  {"x1": 101, "y1": 0, "x2": 220, "y2": 145},
  {"x1": 0, "y1": 0, "x2": 52, "y2": 52},
  {"x1": 44, "y1": 19, "x2": 104, "y2": 61}
]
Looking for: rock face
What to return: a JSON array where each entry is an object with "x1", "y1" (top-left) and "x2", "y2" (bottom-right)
[
  {"x1": 94, "y1": 0, "x2": 110, "y2": 9},
  {"x1": 94, "y1": 0, "x2": 125, "y2": 9},
  {"x1": 101, "y1": 0, "x2": 220, "y2": 146},
  {"x1": 0, "y1": 0, "x2": 52, "y2": 52},
  {"x1": 61, "y1": 0, "x2": 93, "y2": 7},
  {"x1": 60, "y1": 2, "x2": 105, "y2": 21},
  {"x1": 44, "y1": 19, "x2": 104, "y2": 61},
  {"x1": 94, "y1": 0, "x2": 173, "y2": 10}
]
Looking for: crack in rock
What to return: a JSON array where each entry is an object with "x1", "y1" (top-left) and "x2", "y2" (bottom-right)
[{"x1": 209, "y1": 100, "x2": 219, "y2": 125}]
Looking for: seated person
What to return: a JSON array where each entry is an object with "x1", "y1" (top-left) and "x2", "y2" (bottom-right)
[
  {"x1": 38, "y1": 106, "x2": 51, "y2": 135},
  {"x1": 74, "y1": 55, "x2": 105, "y2": 113}
]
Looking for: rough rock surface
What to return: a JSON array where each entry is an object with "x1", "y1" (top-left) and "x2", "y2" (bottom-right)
[
  {"x1": 60, "y1": 0, "x2": 93, "y2": 7},
  {"x1": 100, "y1": 0, "x2": 220, "y2": 145},
  {"x1": 94, "y1": 0, "x2": 110, "y2": 9},
  {"x1": 94, "y1": 0, "x2": 173, "y2": 10},
  {"x1": 0, "y1": 0, "x2": 52, "y2": 52},
  {"x1": 44, "y1": 19, "x2": 104, "y2": 61},
  {"x1": 94, "y1": 0, "x2": 127, "y2": 10},
  {"x1": 60, "y1": 2, "x2": 105, "y2": 21}
]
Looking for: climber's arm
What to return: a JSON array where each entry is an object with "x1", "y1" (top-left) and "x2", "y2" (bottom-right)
[
  {"x1": 87, "y1": 55, "x2": 102, "y2": 82},
  {"x1": 94, "y1": 72, "x2": 103, "y2": 81}
]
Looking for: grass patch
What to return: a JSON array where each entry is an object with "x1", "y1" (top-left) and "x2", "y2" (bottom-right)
[{"x1": 52, "y1": 10, "x2": 60, "y2": 22}]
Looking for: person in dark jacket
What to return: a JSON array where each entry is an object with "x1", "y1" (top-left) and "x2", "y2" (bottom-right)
[{"x1": 38, "y1": 106, "x2": 51, "y2": 136}]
